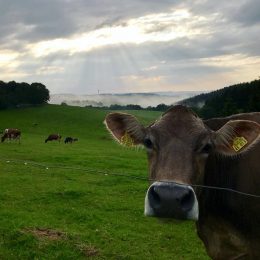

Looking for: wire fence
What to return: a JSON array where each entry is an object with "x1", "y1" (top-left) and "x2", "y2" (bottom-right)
[{"x1": 1, "y1": 157, "x2": 260, "y2": 198}]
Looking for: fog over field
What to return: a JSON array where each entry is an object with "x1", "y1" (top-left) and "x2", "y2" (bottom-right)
[{"x1": 50, "y1": 91, "x2": 203, "y2": 108}]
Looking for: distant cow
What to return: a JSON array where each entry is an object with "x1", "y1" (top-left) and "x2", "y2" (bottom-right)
[
  {"x1": 105, "y1": 106, "x2": 260, "y2": 259},
  {"x1": 1, "y1": 128, "x2": 21, "y2": 143},
  {"x1": 45, "y1": 134, "x2": 62, "y2": 143},
  {"x1": 64, "y1": 137, "x2": 78, "y2": 144}
]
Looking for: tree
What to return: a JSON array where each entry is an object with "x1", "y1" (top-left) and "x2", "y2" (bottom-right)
[{"x1": 0, "y1": 80, "x2": 50, "y2": 109}]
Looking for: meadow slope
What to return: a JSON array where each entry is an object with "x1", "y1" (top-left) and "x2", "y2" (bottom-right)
[{"x1": 0, "y1": 105, "x2": 209, "y2": 259}]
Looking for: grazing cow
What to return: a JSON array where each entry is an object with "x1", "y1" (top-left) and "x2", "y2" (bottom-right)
[
  {"x1": 105, "y1": 106, "x2": 260, "y2": 259},
  {"x1": 64, "y1": 137, "x2": 78, "y2": 144},
  {"x1": 45, "y1": 134, "x2": 62, "y2": 143},
  {"x1": 1, "y1": 128, "x2": 21, "y2": 143}
]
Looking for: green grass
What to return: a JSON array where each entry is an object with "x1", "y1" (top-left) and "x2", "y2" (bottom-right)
[{"x1": 0, "y1": 105, "x2": 209, "y2": 259}]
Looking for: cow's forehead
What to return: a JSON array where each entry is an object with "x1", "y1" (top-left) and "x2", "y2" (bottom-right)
[
  {"x1": 150, "y1": 106, "x2": 205, "y2": 135},
  {"x1": 162, "y1": 105, "x2": 198, "y2": 118}
]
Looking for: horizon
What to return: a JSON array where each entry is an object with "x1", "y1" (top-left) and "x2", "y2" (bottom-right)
[
  {"x1": 49, "y1": 89, "x2": 206, "y2": 108},
  {"x1": 50, "y1": 89, "x2": 205, "y2": 95}
]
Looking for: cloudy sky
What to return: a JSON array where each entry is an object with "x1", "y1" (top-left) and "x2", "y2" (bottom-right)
[{"x1": 0, "y1": 0, "x2": 259, "y2": 94}]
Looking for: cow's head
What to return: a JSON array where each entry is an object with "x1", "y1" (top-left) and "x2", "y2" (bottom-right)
[{"x1": 105, "y1": 106, "x2": 260, "y2": 221}]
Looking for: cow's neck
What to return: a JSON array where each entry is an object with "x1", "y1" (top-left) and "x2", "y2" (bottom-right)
[
  {"x1": 202, "y1": 150, "x2": 259, "y2": 230},
  {"x1": 196, "y1": 150, "x2": 260, "y2": 259}
]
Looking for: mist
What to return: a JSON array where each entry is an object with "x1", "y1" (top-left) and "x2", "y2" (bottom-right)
[{"x1": 50, "y1": 91, "x2": 203, "y2": 108}]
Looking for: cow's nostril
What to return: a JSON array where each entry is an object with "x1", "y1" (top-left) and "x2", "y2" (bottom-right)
[
  {"x1": 179, "y1": 189, "x2": 194, "y2": 211},
  {"x1": 148, "y1": 186, "x2": 161, "y2": 208}
]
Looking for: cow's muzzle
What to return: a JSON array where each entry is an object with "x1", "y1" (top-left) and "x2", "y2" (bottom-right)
[{"x1": 144, "y1": 182, "x2": 198, "y2": 220}]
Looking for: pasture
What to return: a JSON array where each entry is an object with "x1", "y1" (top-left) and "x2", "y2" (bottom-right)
[{"x1": 0, "y1": 105, "x2": 208, "y2": 259}]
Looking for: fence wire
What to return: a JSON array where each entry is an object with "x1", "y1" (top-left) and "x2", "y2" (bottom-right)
[{"x1": 0, "y1": 157, "x2": 260, "y2": 198}]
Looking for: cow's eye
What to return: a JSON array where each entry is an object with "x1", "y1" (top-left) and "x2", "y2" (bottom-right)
[
  {"x1": 143, "y1": 138, "x2": 153, "y2": 149},
  {"x1": 201, "y1": 143, "x2": 212, "y2": 154}
]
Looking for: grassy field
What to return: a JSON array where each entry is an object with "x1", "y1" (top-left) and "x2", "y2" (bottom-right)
[{"x1": 0, "y1": 105, "x2": 209, "y2": 259}]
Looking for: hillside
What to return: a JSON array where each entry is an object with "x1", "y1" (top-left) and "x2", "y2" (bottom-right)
[
  {"x1": 179, "y1": 79, "x2": 260, "y2": 118},
  {"x1": 0, "y1": 105, "x2": 208, "y2": 259},
  {"x1": 0, "y1": 105, "x2": 161, "y2": 167}
]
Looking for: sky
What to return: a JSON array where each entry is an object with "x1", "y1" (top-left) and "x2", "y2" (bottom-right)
[{"x1": 0, "y1": 0, "x2": 260, "y2": 94}]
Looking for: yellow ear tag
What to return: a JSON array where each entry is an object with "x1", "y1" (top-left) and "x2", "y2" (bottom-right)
[
  {"x1": 232, "y1": 136, "x2": 248, "y2": 152},
  {"x1": 120, "y1": 132, "x2": 134, "y2": 147}
]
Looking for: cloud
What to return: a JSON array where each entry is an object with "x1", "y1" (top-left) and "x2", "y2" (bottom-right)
[
  {"x1": 232, "y1": 0, "x2": 260, "y2": 26},
  {"x1": 0, "y1": 0, "x2": 259, "y2": 95},
  {"x1": 28, "y1": 9, "x2": 204, "y2": 57},
  {"x1": 0, "y1": 0, "x2": 178, "y2": 46}
]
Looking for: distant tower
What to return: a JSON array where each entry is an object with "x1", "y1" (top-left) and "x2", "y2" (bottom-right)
[{"x1": 98, "y1": 89, "x2": 100, "y2": 95}]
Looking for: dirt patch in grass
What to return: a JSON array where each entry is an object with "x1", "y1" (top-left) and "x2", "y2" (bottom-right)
[
  {"x1": 77, "y1": 243, "x2": 100, "y2": 257},
  {"x1": 22, "y1": 227, "x2": 66, "y2": 241}
]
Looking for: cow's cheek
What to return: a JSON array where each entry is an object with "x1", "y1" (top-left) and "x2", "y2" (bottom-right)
[
  {"x1": 192, "y1": 154, "x2": 208, "y2": 184},
  {"x1": 147, "y1": 151, "x2": 159, "y2": 182}
]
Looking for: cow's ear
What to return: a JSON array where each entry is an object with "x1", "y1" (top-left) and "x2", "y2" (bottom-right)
[
  {"x1": 213, "y1": 120, "x2": 260, "y2": 155},
  {"x1": 104, "y1": 113, "x2": 146, "y2": 146}
]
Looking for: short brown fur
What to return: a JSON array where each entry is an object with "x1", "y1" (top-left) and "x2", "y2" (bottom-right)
[{"x1": 105, "y1": 106, "x2": 260, "y2": 259}]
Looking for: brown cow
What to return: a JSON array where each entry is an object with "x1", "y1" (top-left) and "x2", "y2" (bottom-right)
[
  {"x1": 105, "y1": 106, "x2": 260, "y2": 259},
  {"x1": 1, "y1": 128, "x2": 21, "y2": 143},
  {"x1": 45, "y1": 134, "x2": 62, "y2": 143}
]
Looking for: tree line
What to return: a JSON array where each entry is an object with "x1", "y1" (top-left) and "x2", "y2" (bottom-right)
[
  {"x1": 181, "y1": 79, "x2": 260, "y2": 118},
  {"x1": 0, "y1": 81, "x2": 50, "y2": 109},
  {"x1": 85, "y1": 103, "x2": 170, "y2": 111}
]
